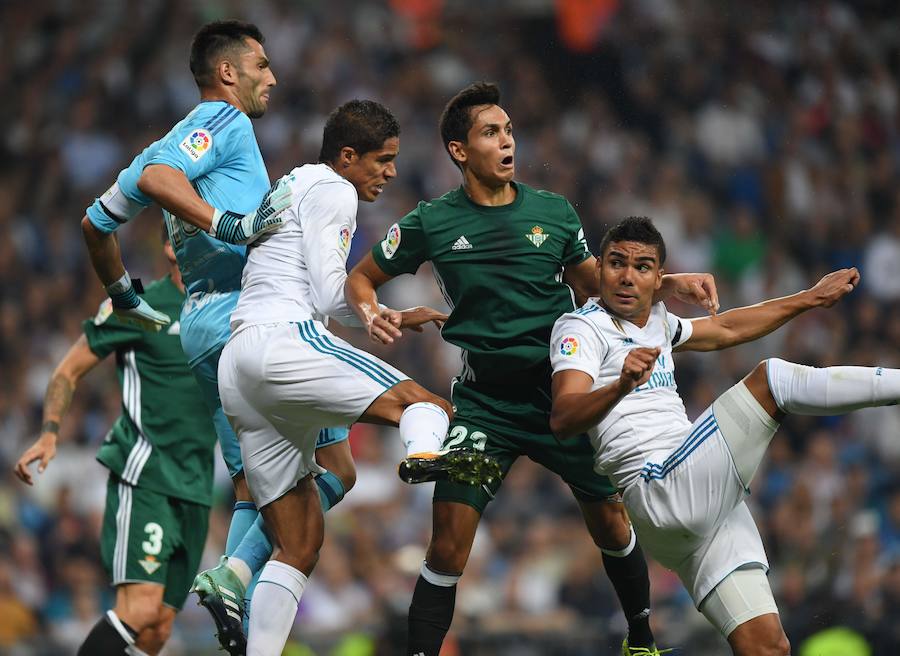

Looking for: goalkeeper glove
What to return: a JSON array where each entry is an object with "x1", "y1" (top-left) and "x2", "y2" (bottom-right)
[
  {"x1": 106, "y1": 272, "x2": 171, "y2": 331},
  {"x1": 209, "y1": 178, "x2": 292, "y2": 245}
]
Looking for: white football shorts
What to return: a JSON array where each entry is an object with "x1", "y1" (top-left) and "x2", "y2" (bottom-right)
[
  {"x1": 218, "y1": 319, "x2": 409, "y2": 507},
  {"x1": 622, "y1": 397, "x2": 771, "y2": 610}
]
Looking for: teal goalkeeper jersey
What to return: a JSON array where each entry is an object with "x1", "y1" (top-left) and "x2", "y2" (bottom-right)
[
  {"x1": 83, "y1": 276, "x2": 217, "y2": 505},
  {"x1": 85, "y1": 100, "x2": 271, "y2": 364}
]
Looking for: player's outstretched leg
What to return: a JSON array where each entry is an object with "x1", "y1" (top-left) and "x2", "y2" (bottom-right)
[
  {"x1": 727, "y1": 359, "x2": 900, "y2": 488},
  {"x1": 369, "y1": 381, "x2": 501, "y2": 486}
]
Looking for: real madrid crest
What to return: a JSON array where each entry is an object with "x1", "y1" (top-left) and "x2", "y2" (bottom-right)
[{"x1": 526, "y1": 225, "x2": 549, "y2": 248}]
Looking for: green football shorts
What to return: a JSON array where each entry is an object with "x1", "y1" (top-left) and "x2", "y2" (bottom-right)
[
  {"x1": 100, "y1": 474, "x2": 210, "y2": 609},
  {"x1": 434, "y1": 380, "x2": 618, "y2": 513}
]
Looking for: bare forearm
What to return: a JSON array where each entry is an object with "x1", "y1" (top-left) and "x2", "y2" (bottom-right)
[
  {"x1": 550, "y1": 382, "x2": 628, "y2": 438},
  {"x1": 42, "y1": 375, "x2": 75, "y2": 435},
  {"x1": 344, "y1": 272, "x2": 381, "y2": 326},
  {"x1": 138, "y1": 165, "x2": 214, "y2": 231},
  {"x1": 82, "y1": 216, "x2": 126, "y2": 285},
  {"x1": 705, "y1": 291, "x2": 816, "y2": 350}
]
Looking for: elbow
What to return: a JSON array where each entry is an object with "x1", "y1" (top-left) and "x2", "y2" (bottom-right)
[
  {"x1": 136, "y1": 165, "x2": 162, "y2": 197},
  {"x1": 549, "y1": 411, "x2": 574, "y2": 440},
  {"x1": 81, "y1": 214, "x2": 106, "y2": 245}
]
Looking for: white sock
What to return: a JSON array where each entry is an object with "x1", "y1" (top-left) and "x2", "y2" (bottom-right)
[
  {"x1": 767, "y1": 358, "x2": 900, "y2": 415},
  {"x1": 226, "y1": 556, "x2": 253, "y2": 588},
  {"x1": 399, "y1": 402, "x2": 449, "y2": 456},
  {"x1": 247, "y1": 560, "x2": 308, "y2": 656}
]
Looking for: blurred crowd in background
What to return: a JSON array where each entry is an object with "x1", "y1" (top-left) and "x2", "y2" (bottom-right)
[{"x1": 2, "y1": 0, "x2": 900, "y2": 654}]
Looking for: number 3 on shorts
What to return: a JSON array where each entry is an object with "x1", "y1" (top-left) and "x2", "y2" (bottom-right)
[
  {"x1": 444, "y1": 425, "x2": 487, "y2": 451},
  {"x1": 142, "y1": 522, "x2": 164, "y2": 555}
]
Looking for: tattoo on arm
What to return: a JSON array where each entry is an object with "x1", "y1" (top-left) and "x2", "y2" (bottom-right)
[
  {"x1": 42, "y1": 376, "x2": 75, "y2": 433},
  {"x1": 41, "y1": 420, "x2": 60, "y2": 435}
]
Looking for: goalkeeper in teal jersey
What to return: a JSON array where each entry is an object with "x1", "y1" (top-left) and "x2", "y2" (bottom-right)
[
  {"x1": 347, "y1": 82, "x2": 720, "y2": 656},
  {"x1": 15, "y1": 238, "x2": 216, "y2": 656},
  {"x1": 78, "y1": 20, "x2": 353, "y2": 654}
]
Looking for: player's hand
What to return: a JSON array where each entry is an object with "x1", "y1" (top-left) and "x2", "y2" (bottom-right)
[
  {"x1": 114, "y1": 298, "x2": 171, "y2": 331},
  {"x1": 210, "y1": 178, "x2": 292, "y2": 245},
  {"x1": 14, "y1": 434, "x2": 58, "y2": 486},
  {"x1": 663, "y1": 273, "x2": 720, "y2": 316},
  {"x1": 808, "y1": 268, "x2": 860, "y2": 308},
  {"x1": 398, "y1": 306, "x2": 448, "y2": 332},
  {"x1": 367, "y1": 308, "x2": 403, "y2": 345},
  {"x1": 618, "y1": 347, "x2": 661, "y2": 393}
]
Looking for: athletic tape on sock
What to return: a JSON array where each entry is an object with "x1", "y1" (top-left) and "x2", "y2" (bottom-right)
[
  {"x1": 600, "y1": 526, "x2": 637, "y2": 558},
  {"x1": 421, "y1": 561, "x2": 461, "y2": 587}
]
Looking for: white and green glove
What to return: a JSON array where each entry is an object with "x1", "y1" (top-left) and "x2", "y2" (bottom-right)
[
  {"x1": 106, "y1": 272, "x2": 171, "y2": 331},
  {"x1": 209, "y1": 178, "x2": 292, "y2": 245}
]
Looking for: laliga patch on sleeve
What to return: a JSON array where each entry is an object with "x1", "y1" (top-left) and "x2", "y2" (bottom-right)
[
  {"x1": 381, "y1": 223, "x2": 401, "y2": 259},
  {"x1": 94, "y1": 298, "x2": 114, "y2": 325},
  {"x1": 558, "y1": 335, "x2": 579, "y2": 356},
  {"x1": 179, "y1": 129, "x2": 213, "y2": 161},
  {"x1": 339, "y1": 226, "x2": 351, "y2": 252}
]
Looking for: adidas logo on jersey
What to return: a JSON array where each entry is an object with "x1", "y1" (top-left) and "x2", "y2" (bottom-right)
[{"x1": 452, "y1": 236, "x2": 473, "y2": 250}]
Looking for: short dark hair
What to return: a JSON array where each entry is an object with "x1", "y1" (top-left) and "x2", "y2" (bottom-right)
[
  {"x1": 599, "y1": 216, "x2": 667, "y2": 265},
  {"x1": 189, "y1": 20, "x2": 265, "y2": 88},
  {"x1": 439, "y1": 82, "x2": 501, "y2": 169},
  {"x1": 318, "y1": 100, "x2": 400, "y2": 162}
]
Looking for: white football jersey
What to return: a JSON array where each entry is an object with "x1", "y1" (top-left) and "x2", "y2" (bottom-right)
[
  {"x1": 230, "y1": 163, "x2": 361, "y2": 331},
  {"x1": 550, "y1": 299, "x2": 694, "y2": 489}
]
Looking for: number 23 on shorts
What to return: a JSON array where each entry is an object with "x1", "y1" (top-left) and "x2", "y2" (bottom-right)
[{"x1": 443, "y1": 425, "x2": 488, "y2": 451}]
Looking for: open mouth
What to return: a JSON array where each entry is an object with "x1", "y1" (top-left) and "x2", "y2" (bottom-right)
[{"x1": 500, "y1": 156, "x2": 514, "y2": 167}]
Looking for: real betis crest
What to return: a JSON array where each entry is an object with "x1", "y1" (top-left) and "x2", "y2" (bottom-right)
[
  {"x1": 139, "y1": 557, "x2": 161, "y2": 575},
  {"x1": 526, "y1": 225, "x2": 549, "y2": 247}
]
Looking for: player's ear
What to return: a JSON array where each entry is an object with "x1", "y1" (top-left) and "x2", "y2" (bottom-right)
[
  {"x1": 655, "y1": 267, "x2": 664, "y2": 290},
  {"x1": 447, "y1": 141, "x2": 466, "y2": 166},
  {"x1": 338, "y1": 146, "x2": 357, "y2": 168},
  {"x1": 218, "y1": 59, "x2": 238, "y2": 86}
]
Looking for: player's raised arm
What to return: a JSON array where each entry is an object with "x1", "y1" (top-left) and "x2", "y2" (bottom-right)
[
  {"x1": 678, "y1": 268, "x2": 859, "y2": 353},
  {"x1": 14, "y1": 335, "x2": 101, "y2": 485},
  {"x1": 138, "y1": 165, "x2": 290, "y2": 245},
  {"x1": 564, "y1": 255, "x2": 720, "y2": 315},
  {"x1": 655, "y1": 272, "x2": 719, "y2": 315}
]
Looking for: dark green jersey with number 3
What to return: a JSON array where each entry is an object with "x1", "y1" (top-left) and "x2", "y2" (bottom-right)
[
  {"x1": 372, "y1": 182, "x2": 591, "y2": 386},
  {"x1": 83, "y1": 276, "x2": 217, "y2": 506}
]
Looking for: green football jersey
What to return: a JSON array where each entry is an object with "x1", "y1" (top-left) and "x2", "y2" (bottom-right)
[
  {"x1": 372, "y1": 182, "x2": 590, "y2": 386},
  {"x1": 83, "y1": 275, "x2": 217, "y2": 506}
]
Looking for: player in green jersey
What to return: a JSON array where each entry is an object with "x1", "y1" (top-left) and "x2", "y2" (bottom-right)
[
  {"x1": 15, "y1": 237, "x2": 217, "y2": 656},
  {"x1": 346, "y1": 82, "x2": 719, "y2": 656}
]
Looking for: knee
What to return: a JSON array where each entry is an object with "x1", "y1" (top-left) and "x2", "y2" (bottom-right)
[
  {"x1": 338, "y1": 466, "x2": 356, "y2": 494},
  {"x1": 733, "y1": 629, "x2": 790, "y2": 656},
  {"x1": 137, "y1": 619, "x2": 173, "y2": 655},
  {"x1": 328, "y1": 458, "x2": 357, "y2": 494},
  {"x1": 398, "y1": 382, "x2": 453, "y2": 420},
  {"x1": 756, "y1": 635, "x2": 791, "y2": 656},
  {"x1": 426, "y1": 533, "x2": 469, "y2": 574},
  {"x1": 589, "y1": 502, "x2": 632, "y2": 550},
  {"x1": 118, "y1": 602, "x2": 163, "y2": 635}
]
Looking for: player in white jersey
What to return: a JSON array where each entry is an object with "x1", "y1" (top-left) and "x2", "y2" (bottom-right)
[
  {"x1": 548, "y1": 217, "x2": 900, "y2": 656},
  {"x1": 219, "y1": 100, "x2": 498, "y2": 656}
]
